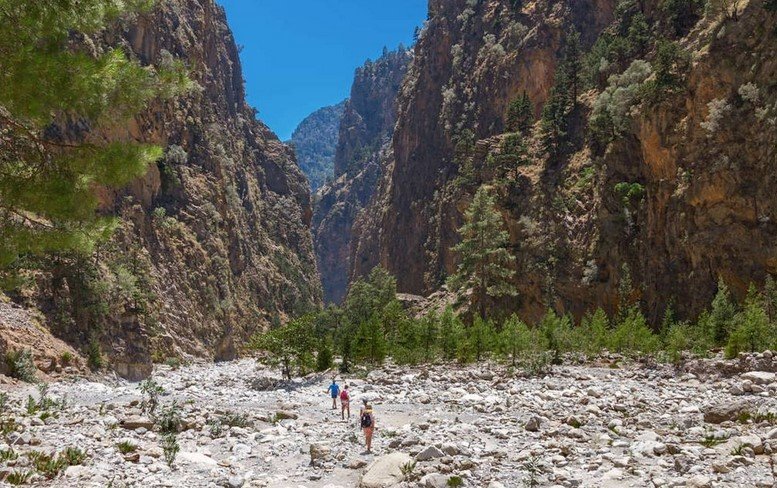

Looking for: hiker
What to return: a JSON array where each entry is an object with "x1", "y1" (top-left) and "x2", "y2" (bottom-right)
[
  {"x1": 340, "y1": 385, "x2": 351, "y2": 420},
  {"x1": 326, "y1": 377, "x2": 340, "y2": 410},
  {"x1": 360, "y1": 399, "x2": 375, "y2": 453}
]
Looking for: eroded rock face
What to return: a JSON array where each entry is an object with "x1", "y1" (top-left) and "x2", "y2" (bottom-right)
[
  {"x1": 289, "y1": 101, "x2": 346, "y2": 192},
  {"x1": 313, "y1": 48, "x2": 412, "y2": 303},
  {"x1": 9, "y1": 0, "x2": 321, "y2": 377},
  {"x1": 349, "y1": 0, "x2": 777, "y2": 323}
]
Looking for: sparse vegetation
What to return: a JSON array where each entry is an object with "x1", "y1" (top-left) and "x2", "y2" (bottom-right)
[
  {"x1": 156, "y1": 401, "x2": 182, "y2": 434},
  {"x1": 4, "y1": 349, "x2": 37, "y2": 383},
  {"x1": 161, "y1": 433, "x2": 180, "y2": 468},
  {"x1": 117, "y1": 441, "x2": 137, "y2": 454},
  {"x1": 139, "y1": 378, "x2": 165, "y2": 415},
  {"x1": 5, "y1": 470, "x2": 32, "y2": 486}
]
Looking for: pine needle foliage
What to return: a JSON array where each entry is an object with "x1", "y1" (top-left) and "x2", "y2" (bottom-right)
[
  {"x1": 0, "y1": 0, "x2": 194, "y2": 281},
  {"x1": 448, "y1": 185, "x2": 516, "y2": 320}
]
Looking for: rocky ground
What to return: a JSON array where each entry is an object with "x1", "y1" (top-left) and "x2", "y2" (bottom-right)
[{"x1": 1, "y1": 355, "x2": 777, "y2": 487}]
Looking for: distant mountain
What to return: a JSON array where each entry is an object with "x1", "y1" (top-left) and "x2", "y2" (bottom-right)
[
  {"x1": 313, "y1": 47, "x2": 413, "y2": 303},
  {"x1": 289, "y1": 101, "x2": 347, "y2": 192}
]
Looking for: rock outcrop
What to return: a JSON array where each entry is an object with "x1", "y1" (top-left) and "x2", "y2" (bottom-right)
[
  {"x1": 313, "y1": 48, "x2": 412, "y2": 303},
  {"x1": 6, "y1": 0, "x2": 321, "y2": 376},
  {"x1": 350, "y1": 0, "x2": 777, "y2": 323},
  {"x1": 288, "y1": 101, "x2": 346, "y2": 192}
]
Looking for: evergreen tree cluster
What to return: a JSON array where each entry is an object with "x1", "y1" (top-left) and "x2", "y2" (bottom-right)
[
  {"x1": 539, "y1": 29, "x2": 582, "y2": 158},
  {"x1": 249, "y1": 273, "x2": 777, "y2": 378}
]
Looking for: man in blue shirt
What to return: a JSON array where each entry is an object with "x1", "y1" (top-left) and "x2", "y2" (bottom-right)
[{"x1": 326, "y1": 377, "x2": 340, "y2": 410}]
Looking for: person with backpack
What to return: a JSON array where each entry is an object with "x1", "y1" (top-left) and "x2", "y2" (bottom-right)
[
  {"x1": 360, "y1": 399, "x2": 375, "y2": 453},
  {"x1": 325, "y1": 378, "x2": 340, "y2": 410},
  {"x1": 340, "y1": 384, "x2": 351, "y2": 420}
]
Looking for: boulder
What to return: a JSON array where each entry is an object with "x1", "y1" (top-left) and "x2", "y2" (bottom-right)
[
  {"x1": 119, "y1": 416, "x2": 154, "y2": 430},
  {"x1": 360, "y1": 452, "x2": 412, "y2": 488},
  {"x1": 421, "y1": 473, "x2": 452, "y2": 488},
  {"x1": 685, "y1": 475, "x2": 712, "y2": 488},
  {"x1": 310, "y1": 443, "x2": 332, "y2": 465},
  {"x1": 702, "y1": 400, "x2": 753, "y2": 424},
  {"x1": 525, "y1": 416, "x2": 542, "y2": 432},
  {"x1": 415, "y1": 445, "x2": 445, "y2": 461},
  {"x1": 741, "y1": 371, "x2": 776, "y2": 385}
]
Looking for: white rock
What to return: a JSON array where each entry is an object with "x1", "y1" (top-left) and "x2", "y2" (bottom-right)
[
  {"x1": 741, "y1": 371, "x2": 776, "y2": 385},
  {"x1": 360, "y1": 452, "x2": 413, "y2": 488},
  {"x1": 178, "y1": 451, "x2": 218, "y2": 466}
]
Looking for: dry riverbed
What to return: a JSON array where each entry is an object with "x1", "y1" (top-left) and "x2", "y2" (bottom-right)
[{"x1": 2, "y1": 354, "x2": 777, "y2": 487}]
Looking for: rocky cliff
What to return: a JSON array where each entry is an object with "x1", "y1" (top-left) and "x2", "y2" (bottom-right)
[
  {"x1": 288, "y1": 101, "x2": 346, "y2": 192},
  {"x1": 313, "y1": 48, "x2": 412, "y2": 303},
  {"x1": 350, "y1": 0, "x2": 777, "y2": 323},
  {"x1": 8, "y1": 0, "x2": 322, "y2": 378}
]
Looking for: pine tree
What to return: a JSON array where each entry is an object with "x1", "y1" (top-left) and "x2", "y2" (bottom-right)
[
  {"x1": 448, "y1": 186, "x2": 517, "y2": 320},
  {"x1": 505, "y1": 91, "x2": 534, "y2": 134},
  {"x1": 764, "y1": 275, "x2": 777, "y2": 322},
  {"x1": 438, "y1": 307, "x2": 464, "y2": 361},
  {"x1": 353, "y1": 314, "x2": 387, "y2": 366},
  {"x1": 706, "y1": 277, "x2": 737, "y2": 346},
  {"x1": 726, "y1": 284, "x2": 774, "y2": 358},
  {"x1": 419, "y1": 312, "x2": 439, "y2": 363},
  {"x1": 563, "y1": 29, "x2": 583, "y2": 104},
  {"x1": 498, "y1": 314, "x2": 532, "y2": 367},
  {"x1": 0, "y1": 1, "x2": 193, "y2": 282},
  {"x1": 459, "y1": 316, "x2": 495, "y2": 363},
  {"x1": 539, "y1": 67, "x2": 572, "y2": 157}
]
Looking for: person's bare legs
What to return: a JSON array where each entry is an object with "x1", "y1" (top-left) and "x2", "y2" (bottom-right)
[
  {"x1": 341, "y1": 401, "x2": 350, "y2": 420},
  {"x1": 365, "y1": 427, "x2": 373, "y2": 453},
  {"x1": 332, "y1": 397, "x2": 337, "y2": 409}
]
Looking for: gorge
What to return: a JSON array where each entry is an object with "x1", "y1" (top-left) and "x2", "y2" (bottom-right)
[{"x1": 1, "y1": 0, "x2": 777, "y2": 485}]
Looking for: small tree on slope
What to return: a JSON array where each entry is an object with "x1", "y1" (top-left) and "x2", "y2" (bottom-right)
[{"x1": 448, "y1": 185, "x2": 517, "y2": 320}]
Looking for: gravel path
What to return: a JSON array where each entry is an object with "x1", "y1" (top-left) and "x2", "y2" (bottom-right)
[{"x1": 2, "y1": 356, "x2": 777, "y2": 487}]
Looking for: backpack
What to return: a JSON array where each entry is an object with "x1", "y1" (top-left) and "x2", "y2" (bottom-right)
[
  {"x1": 340, "y1": 390, "x2": 349, "y2": 401},
  {"x1": 361, "y1": 410, "x2": 373, "y2": 428}
]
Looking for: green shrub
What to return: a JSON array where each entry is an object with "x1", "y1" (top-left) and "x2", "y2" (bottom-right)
[
  {"x1": 5, "y1": 470, "x2": 32, "y2": 485},
  {"x1": 726, "y1": 285, "x2": 776, "y2": 358},
  {"x1": 0, "y1": 448, "x2": 18, "y2": 462},
  {"x1": 4, "y1": 349, "x2": 37, "y2": 383},
  {"x1": 459, "y1": 317, "x2": 496, "y2": 363},
  {"x1": 117, "y1": 441, "x2": 137, "y2": 454},
  {"x1": 609, "y1": 307, "x2": 660, "y2": 355},
  {"x1": 538, "y1": 310, "x2": 574, "y2": 364},
  {"x1": 438, "y1": 307, "x2": 465, "y2": 361},
  {"x1": 138, "y1": 378, "x2": 165, "y2": 414},
  {"x1": 156, "y1": 401, "x2": 182, "y2": 434},
  {"x1": 315, "y1": 342, "x2": 333, "y2": 371},
  {"x1": 59, "y1": 351, "x2": 73, "y2": 366},
  {"x1": 60, "y1": 447, "x2": 86, "y2": 466},
  {"x1": 589, "y1": 60, "x2": 653, "y2": 147},
  {"x1": 86, "y1": 338, "x2": 103, "y2": 371},
  {"x1": 161, "y1": 433, "x2": 179, "y2": 467},
  {"x1": 497, "y1": 314, "x2": 534, "y2": 366},
  {"x1": 574, "y1": 308, "x2": 610, "y2": 357}
]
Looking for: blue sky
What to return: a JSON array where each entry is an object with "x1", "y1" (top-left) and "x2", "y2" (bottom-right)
[{"x1": 218, "y1": 0, "x2": 427, "y2": 140}]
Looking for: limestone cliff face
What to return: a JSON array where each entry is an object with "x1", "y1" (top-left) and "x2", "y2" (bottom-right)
[
  {"x1": 351, "y1": 0, "x2": 777, "y2": 323},
  {"x1": 352, "y1": 0, "x2": 616, "y2": 297},
  {"x1": 313, "y1": 48, "x2": 412, "y2": 303},
  {"x1": 289, "y1": 101, "x2": 346, "y2": 192},
  {"x1": 19, "y1": 0, "x2": 322, "y2": 378}
]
